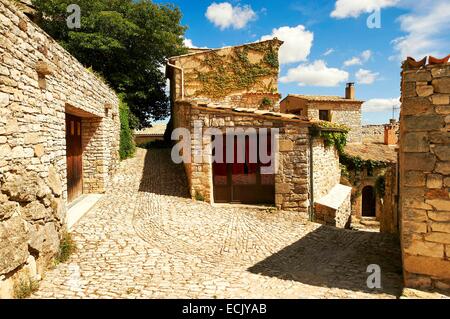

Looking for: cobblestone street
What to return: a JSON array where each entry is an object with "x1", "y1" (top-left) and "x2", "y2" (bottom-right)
[{"x1": 33, "y1": 149, "x2": 403, "y2": 299}]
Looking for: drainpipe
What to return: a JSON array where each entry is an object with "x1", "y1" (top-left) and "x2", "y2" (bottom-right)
[
  {"x1": 308, "y1": 129, "x2": 315, "y2": 222},
  {"x1": 167, "y1": 61, "x2": 184, "y2": 100}
]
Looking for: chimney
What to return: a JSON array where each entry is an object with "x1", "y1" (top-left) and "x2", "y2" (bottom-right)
[
  {"x1": 384, "y1": 119, "x2": 398, "y2": 145},
  {"x1": 345, "y1": 82, "x2": 355, "y2": 100}
]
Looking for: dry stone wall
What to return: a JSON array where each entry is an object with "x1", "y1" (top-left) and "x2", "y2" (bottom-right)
[
  {"x1": 0, "y1": 0, "x2": 119, "y2": 298},
  {"x1": 399, "y1": 62, "x2": 450, "y2": 291}
]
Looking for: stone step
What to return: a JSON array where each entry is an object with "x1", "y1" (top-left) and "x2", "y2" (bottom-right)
[{"x1": 360, "y1": 219, "x2": 380, "y2": 227}]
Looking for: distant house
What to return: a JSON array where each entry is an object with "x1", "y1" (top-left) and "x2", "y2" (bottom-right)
[
  {"x1": 134, "y1": 124, "x2": 166, "y2": 145},
  {"x1": 280, "y1": 83, "x2": 363, "y2": 143}
]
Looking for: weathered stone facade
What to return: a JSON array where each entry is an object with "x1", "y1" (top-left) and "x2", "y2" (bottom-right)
[
  {"x1": 399, "y1": 61, "x2": 450, "y2": 291},
  {"x1": 167, "y1": 39, "x2": 283, "y2": 111},
  {"x1": 280, "y1": 94, "x2": 363, "y2": 143},
  {"x1": 0, "y1": 0, "x2": 119, "y2": 298},
  {"x1": 168, "y1": 39, "x2": 350, "y2": 224}
]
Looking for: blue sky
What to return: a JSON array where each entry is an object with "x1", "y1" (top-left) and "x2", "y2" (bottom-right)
[{"x1": 155, "y1": 0, "x2": 450, "y2": 124}]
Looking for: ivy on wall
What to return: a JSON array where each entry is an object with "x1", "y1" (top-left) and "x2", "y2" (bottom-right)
[
  {"x1": 311, "y1": 121, "x2": 349, "y2": 154},
  {"x1": 188, "y1": 42, "x2": 279, "y2": 99}
]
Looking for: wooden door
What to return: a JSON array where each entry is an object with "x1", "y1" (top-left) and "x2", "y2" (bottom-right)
[
  {"x1": 212, "y1": 132, "x2": 275, "y2": 205},
  {"x1": 66, "y1": 114, "x2": 83, "y2": 203}
]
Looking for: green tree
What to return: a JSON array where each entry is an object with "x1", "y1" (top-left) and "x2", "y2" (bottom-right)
[{"x1": 32, "y1": 0, "x2": 187, "y2": 128}]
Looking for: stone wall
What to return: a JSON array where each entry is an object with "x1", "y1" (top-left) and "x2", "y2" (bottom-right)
[
  {"x1": 312, "y1": 138, "x2": 341, "y2": 201},
  {"x1": 307, "y1": 103, "x2": 362, "y2": 144},
  {"x1": 279, "y1": 96, "x2": 362, "y2": 144},
  {"x1": 380, "y1": 165, "x2": 399, "y2": 234},
  {"x1": 399, "y1": 61, "x2": 450, "y2": 291},
  {"x1": 0, "y1": 0, "x2": 119, "y2": 298},
  {"x1": 168, "y1": 39, "x2": 282, "y2": 110},
  {"x1": 173, "y1": 102, "x2": 312, "y2": 213}
]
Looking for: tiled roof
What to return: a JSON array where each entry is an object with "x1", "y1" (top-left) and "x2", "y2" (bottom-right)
[
  {"x1": 286, "y1": 94, "x2": 364, "y2": 103},
  {"x1": 344, "y1": 143, "x2": 397, "y2": 163},
  {"x1": 134, "y1": 124, "x2": 167, "y2": 136},
  {"x1": 193, "y1": 102, "x2": 311, "y2": 123}
]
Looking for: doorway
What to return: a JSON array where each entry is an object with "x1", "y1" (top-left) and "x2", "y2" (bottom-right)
[
  {"x1": 212, "y1": 133, "x2": 275, "y2": 204},
  {"x1": 362, "y1": 186, "x2": 376, "y2": 217},
  {"x1": 66, "y1": 114, "x2": 83, "y2": 203}
]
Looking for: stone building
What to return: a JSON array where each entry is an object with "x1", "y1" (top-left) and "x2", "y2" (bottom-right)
[
  {"x1": 166, "y1": 39, "x2": 351, "y2": 225},
  {"x1": 399, "y1": 58, "x2": 450, "y2": 291},
  {"x1": 341, "y1": 141, "x2": 398, "y2": 232},
  {"x1": 0, "y1": 0, "x2": 120, "y2": 297},
  {"x1": 279, "y1": 83, "x2": 363, "y2": 143}
]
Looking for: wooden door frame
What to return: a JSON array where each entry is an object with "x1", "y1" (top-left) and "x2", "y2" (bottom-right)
[{"x1": 65, "y1": 113, "x2": 83, "y2": 203}]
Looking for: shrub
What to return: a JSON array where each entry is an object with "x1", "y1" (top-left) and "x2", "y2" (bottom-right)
[
  {"x1": 14, "y1": 277, "x2": 39, "y2": 299},
  {"x1": 119, "y1": 98, "x2": 136, "y2": 160},
  {"x1": 55, "y1": 232, "x2": 77, "y2": 264}
]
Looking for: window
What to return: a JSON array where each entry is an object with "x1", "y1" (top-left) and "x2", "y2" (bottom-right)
[{"x1": 319, "y1": 110, "x2": 330, "y2": 121}]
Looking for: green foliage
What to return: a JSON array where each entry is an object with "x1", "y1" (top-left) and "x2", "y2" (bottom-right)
[
  {"x1": 311, "y1": 121, "x2": 349, "y2": 154},
  {"x1": 340, "y1": 153, "x2": 387, "y2": 173},
  {"x1": 194, "y1": 192, "x2": 205, "y2": 202},
  {"x1": 260, "y1": 97, "x2": 273, "y2": 107},
  {"x1": 119, "y1": 98, "x2": 136, "y2": 160},
  {"x1": 55, "y1": 232, "x2": 77, "y2": 264},
  {"x1": 375, "y1": 175, "x2": 386, "y2": 198},
  {"x1": 192, "y1": 42, "x2": 279, "y2": 99},
  {"x1": 32, "y1": 0, "x2": 187, "y2": 128},
  {"x1": 14, "y1": 277, "x2": 39, "y2": 299}
]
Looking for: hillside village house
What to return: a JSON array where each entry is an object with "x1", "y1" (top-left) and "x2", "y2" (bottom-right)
[
  {"x1": 280, "y1": 84, "x2": 363, "y2": 143},
  {"x1": 0, "y1": 0, "x2": 119, "y2": 297},
  {"x1": 166, "y1": 39, "x2": 352, "y2": 227}
]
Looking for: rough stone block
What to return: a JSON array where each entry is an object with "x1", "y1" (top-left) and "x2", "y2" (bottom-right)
[
  {"x1": 432, "y1": 95, "x2": 450, "y2": 105},
  {"x1": 435, "y1": 161, "x2": 450, "y2": 175},
  {"x1": 403, "y1": 255, "x2": 450, "y2": 278},
  {"x1": 404, "y1": 71, "x2": 432, "y2": 83},
  {"x1": 416, "y1": 85, "x2": 434, "y2": 97},
  {"x1": 404, "y1": 240, "x2": 444, "y2": 258},
  {"x1": 403, "y1": 115, "x2": 444, "y2": 131},
  {"x1": 433, "y1": 145, "x2": 450, "y2": 161},
  {"x1": 425, "y1": 232, "x2": 450, "y2": 244},
  {"x1": 402, "y1": 97, "x2": 435, "y2": 115},
  {"x1": 403, "y1": 153, "x2": 436, "y2": 171},
  {"x1": 404, "y1": 171, "x2": 426, "y2": 187},
  {"x1": 430, "y1": 221, "x2": 450, "y2": 233},
  {"x1": 402, "y1": 132, "x2": 429, "y2": 153},
  {"x1": 426, "y1": 174, "x2": 443, "y2": 189},
  {"x1": 0, "y1": 216, "x2": 29, "y2": 275},
  {"x1": 432, "y1": 78, "x2": 450, "y2": 94}
]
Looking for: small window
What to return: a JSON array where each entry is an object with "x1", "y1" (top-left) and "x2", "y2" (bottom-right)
[{"x1": 319, "y1": 110, "x2": 330, "y2": 121}]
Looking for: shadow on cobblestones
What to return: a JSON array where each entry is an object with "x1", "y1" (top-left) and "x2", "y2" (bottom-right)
[
  {"x1": 248, "y1": 225, "x2": 403, "y2": 297},
  {"x1": 138, "y1": 148, "x2": 190, "y2": 198}
]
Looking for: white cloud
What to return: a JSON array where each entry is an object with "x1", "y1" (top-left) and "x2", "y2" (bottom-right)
[
  {"x1": 391, "y1": 1, "x2": 450, "y2": 60},
  {"x1": 183, "y1": 38, "x2": 197, "y2": 48},
  {"x1": 260, "y1": 25, "x2": 314, "y2": 64},
  {"x1": 323, "y1": 48, "x2": 335, "y2": 56},
  {"x1": 344, "y1": 57, "x2": 362, "y2": 67},
  {"x1": 205, "y1": 2, "x2": 256, "y2": 30},
  {"x1": 331, "y1": 0, "x2": 399, "y2": 18},
  {"x1": 343, "y1": 50, "x2": 372, "y2": 67},
  {"x1": 280, "y1": 60, "x2": 349, "y2": 87},
  {"x1": 362, "y1": 97, "x2": 400, "y2": 112},
  {"x1": 356, "y1": 68, "x2": 379, "y2": 84}
]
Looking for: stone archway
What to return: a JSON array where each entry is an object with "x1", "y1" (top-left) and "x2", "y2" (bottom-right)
[{"x1": 362, "y1": 186, "x2": 376, "y2": 217}]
